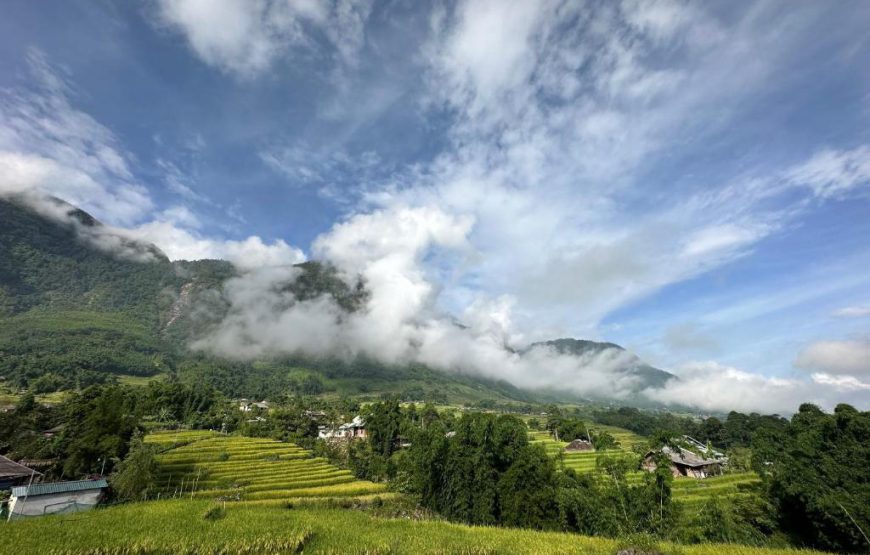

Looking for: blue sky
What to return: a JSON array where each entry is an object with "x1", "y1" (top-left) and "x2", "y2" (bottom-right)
[{"x1": 1, "y1": 0, "x2": 869, "y2": 411}]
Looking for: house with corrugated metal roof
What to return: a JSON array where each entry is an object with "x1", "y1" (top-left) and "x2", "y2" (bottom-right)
[
  {"x1": 641, "y1": 445, "x2": 722, "y2": 479},
  {"x1": 0, "y1": 455, "x2": 41, "y2": 490},
  {"x1": 7, "y1": 479, "x2": 108, "y2": 520}
]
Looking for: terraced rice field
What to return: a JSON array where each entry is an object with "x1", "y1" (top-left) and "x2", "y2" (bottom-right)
[
  {"x1": 589, "y1": 424, "x2": 648, "y2": 450},
  {"x1": 144, "y1": 429, "x2": 220, "y2": 450},
  {"x1": 151, "y1": 433, "x2": 387, "y2": 502},
  {"x1": 529, "y1": 429, "x2": 645, "y2": 484},
  {"x1": 530, "y1": 428, "x2": 764, "y2": 507},
  {"x1": 671, "y1": 472, "x2": 762, "y2": 506}
]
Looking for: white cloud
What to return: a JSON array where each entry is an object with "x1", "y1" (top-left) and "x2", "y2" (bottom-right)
[
  {"x1": 645, "y1": 361, "x2": 870, "y2": 414},
  {"x1": 833, "y1": 306, "x2": 870, "y2": 318},
  {"x1": 127, "y1": 216, "x2": 305, "y2": 269},
  {"x1": 795, "y1": 339, "x2": 870, "y2": 377},
  {"x1": 153, "y1": 0, "x2": 372, "y2": 77},
  {"x1": 785, "y1": 145, "x2": 870, "y2": 198},
  {"x1": 389, "y1": 0, "x2": 851, "y2": 339}
]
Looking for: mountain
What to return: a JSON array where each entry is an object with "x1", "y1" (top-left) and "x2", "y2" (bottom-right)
[
  {"x1": 528, "y1": 338, "x2": 674, "y2": 389},
  {"x1": 0, "y1": 196, "x2": 672, "y2": 404}
]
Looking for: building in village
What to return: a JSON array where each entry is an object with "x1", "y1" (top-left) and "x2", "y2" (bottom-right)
[
  {"x1": 642, "y1": 445, "x2": 723, "y2": 479},
  {"x1": 238, "y1": 399, "x2": 270, "y2": 412},
  {"x1": 7, "y1": 479, "x2": 108, "y2": 520},
  {"x1": 318, "y1": 415, "x2": 367, "y2": 440},
  {"x1": 0, "y1": 455, "x2": 42, "y2": 490},
  {"x1": 564, "y1": 438, "x2": 594, "y2": 452}
]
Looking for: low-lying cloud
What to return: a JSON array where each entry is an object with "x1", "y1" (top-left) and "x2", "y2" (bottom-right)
[{"x1": 193, "y1": 205, "x2": 651, "y2": 400}]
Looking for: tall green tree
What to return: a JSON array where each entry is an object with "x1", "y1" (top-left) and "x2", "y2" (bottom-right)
[
  {"x1": 110, "y1": 430, "x2": 158, "y2": 501},
  {"x1": 766, "y1": 404, "x2": 870, "y2": 553}
]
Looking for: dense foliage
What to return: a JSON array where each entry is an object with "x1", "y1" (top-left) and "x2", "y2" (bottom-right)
[
  {"x1": 764, "y1": 404, "x2": 870, "y2": 552},
  {"x1": 594, "y1": 406, "x2": 790, "y2": 450}
]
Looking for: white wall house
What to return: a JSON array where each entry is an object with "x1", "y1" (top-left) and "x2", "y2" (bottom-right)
[
  {"x1": 8, "y1": 479, "x2": 107, "y2": 520},
  {"x1": 318, "y1": 415, "x2": 367, "y2": 440}
]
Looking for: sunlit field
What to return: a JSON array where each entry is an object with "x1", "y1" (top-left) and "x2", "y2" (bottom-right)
[{"x1": 0, "y1": 498, "x2": 835, "y2": 555}]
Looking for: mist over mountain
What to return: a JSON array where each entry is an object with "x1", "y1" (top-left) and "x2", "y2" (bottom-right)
[
  {"x1": 0, "y1": 196, "x2": 674, "y2": 404},
  {"x1": 527, "y1": 339, "x2": 674, "y2": 390}
]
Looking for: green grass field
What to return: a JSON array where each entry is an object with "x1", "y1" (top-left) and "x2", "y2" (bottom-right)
[
  {"x1": 150, "y1": 432, "x2": 386, "y2": 502},
  {"x1": 0, "y1": 498, "x2": 836, "y2": 555}
]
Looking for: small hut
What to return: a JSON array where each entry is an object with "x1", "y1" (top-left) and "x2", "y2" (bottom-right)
[
  {"x1": 0, "y1": 455, "x2": 41, "y2": 490},
  {"x1": 642, "y1": 446, "x2": 722, "y2": 479},
  {"x1": 564, "y1": 439, "x2": 594, "y2": 452},
  {"x1": 8, "y1": 479, "x2": 108, "y2": 520}
]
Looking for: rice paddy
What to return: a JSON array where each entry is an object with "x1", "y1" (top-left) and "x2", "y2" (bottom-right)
[
  {"x1": 671, "y1": 472, "x2": 762, "y2": 506},
  {"x1": 152, "y1": 433, "x2": 387, "y2": 502},
  {"x1": 529, "y1": 428, "x2": 763, "y2": 503},
  {"x1": 0, "y1": 498, "x2": 834, "y2": 555},
  {"x1": 529, "y1": 429, "x2": 644, "y2": 484}
]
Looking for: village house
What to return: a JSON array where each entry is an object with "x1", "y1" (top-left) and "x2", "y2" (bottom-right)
[
  {"x1": 564, "y1": 438, "x2": 594, "y2": 452},
  {"x1": 7, "y1": 479, "x2": 108, "y2": 520},
  {"x1": 318, "y1": 415, "x2": 367, "y2": 440},
  {"x1": 642, "y1": 445, "x2": 723, "y2": 479},
  {"x1": 0, "y1": 455, "x2": 41, "y2": 490},
  {"x1": 238, "y1": 399, "x2": 270, "y2": 412}
]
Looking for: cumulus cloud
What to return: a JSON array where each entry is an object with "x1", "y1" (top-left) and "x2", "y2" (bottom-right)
[
  {"x1": 153, "y1": 0, "x2": 372, "y2": 77},
  {"x1": 795, "y1": 339, "x2": 870, "y2": 377}
]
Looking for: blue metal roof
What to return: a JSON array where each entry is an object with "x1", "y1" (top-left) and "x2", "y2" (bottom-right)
[{"x1": 11, "y1": 479, "x2": 108, "y2": 498}]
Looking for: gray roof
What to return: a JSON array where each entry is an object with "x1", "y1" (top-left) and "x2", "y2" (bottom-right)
[
  {"x1": 564, "y1": 439, "x2": 593, "y2": 451},
  {"x1": 0, "y1": 455, "x2": 41, "y2": 479},
  {"x1": 659, "y1": 446, "x2": 720, "y2": 468},
  {"x1": 12, "y1": 479, "x2": 107, "y2": 498}
]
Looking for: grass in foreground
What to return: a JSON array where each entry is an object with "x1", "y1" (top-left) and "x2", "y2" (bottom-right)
[{"x1": 0, "y1": 499, "x2": 834, "y2": 555}]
